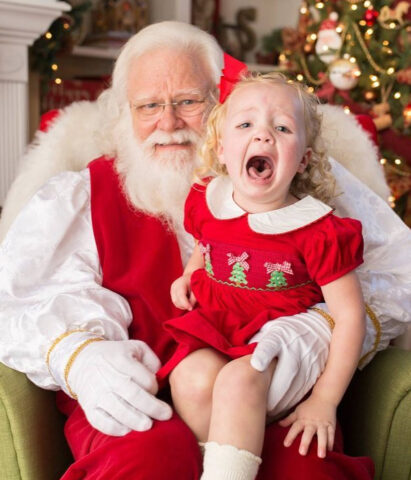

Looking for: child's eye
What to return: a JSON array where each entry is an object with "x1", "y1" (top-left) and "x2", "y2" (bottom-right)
[
  {"x1": 276, "y1": 125, "x2": 291, "y2": 133},
  {"x1": 237, "y1": 122, "x2": 251, "y2": 129}
]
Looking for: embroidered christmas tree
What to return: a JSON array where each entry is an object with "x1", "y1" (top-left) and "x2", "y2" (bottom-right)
[
  {"x1": 205, "y1": 258, "x2": 214, "y2": 276},
  {"x1": 200, "y1": 243, "x2": 214, "y2": 276},
  {"x1": 229, "y1": 262, "x2": 248, "y2": 285},
  {"x1": 227, "y1": 252, "x2": 249, "y2": 286},
  {"x1": 264, "y1": 261, "x2": 293, "y2": 289},
  {"x1": 267, "y1": 270, "x2": 287, "y2": 288}
]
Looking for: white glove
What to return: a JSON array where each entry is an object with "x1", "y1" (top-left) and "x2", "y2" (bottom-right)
[
  {"x1": 249, "y1": 306, "x2": 332, "y2": 416},
  {"x1": 67, "y1": 339, "x2": 173, "y2": 436}
]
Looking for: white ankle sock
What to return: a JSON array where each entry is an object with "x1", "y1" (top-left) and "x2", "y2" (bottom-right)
[{"x1": 200, "y1": 441, "x2": 262, "y2": 480}]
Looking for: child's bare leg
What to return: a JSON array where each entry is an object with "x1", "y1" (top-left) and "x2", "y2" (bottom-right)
[
  {"x1": 209, "y1": 355, "x2": 277, "y2": 455},
  {"x1": 200, "y1": 355, "x2": 277, "y2": 480},
  {"x1": 170, "y1": 348, "x2": 228, "y2": 442}
]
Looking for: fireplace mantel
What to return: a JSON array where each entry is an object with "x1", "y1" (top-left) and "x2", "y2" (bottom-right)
[{"x1": 0, "y1": 0, "x2": 70, "y2": 205}]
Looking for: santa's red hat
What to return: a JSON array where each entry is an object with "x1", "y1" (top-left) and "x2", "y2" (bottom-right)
[{"x1": 319, "y1": 12, "x2": 338, "y2": 32}]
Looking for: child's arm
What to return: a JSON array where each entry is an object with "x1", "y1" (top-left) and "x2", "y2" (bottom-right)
[
  {"x1": 170, "y1": 242, "x2": 204, "y2": 311},
  {"x1": 280, "y1": 271, "x2": 365, "y2": 458}
]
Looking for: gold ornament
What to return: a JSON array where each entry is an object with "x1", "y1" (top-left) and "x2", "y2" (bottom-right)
[
  {"x1": 372, "y1": 102, "x2": 390, "y2": 117},
  {"x1": 373, "y1": 114, "x2": 393, "y2": 130},
  {"x1": 328, "y1": 58, "x2": 360, "y2": 90},
  {"x1": 372, "y1": 102, "x2": 392, "y2": 131},
  {"x1": 378, "y1": 2, "x2": 410, "y2": 29}
]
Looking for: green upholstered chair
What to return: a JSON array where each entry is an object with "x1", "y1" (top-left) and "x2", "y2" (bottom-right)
[
  {"x1": 0, "y1": 346, "x2": 410, "y2": 480},
  {"x1": 0, "y1": 364, "x2": 71, "y2": 480},
  {"x1": 339, "y1": 347, "x2": 411, "y2": 480}
]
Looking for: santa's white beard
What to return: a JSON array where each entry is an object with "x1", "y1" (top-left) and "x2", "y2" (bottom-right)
[{"x1": 114, "y1": 112, "x2": 201, "y2": 230}]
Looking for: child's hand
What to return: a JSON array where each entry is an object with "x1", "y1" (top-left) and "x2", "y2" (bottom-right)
[
  {"x1": 279, "y1": 392, "x2": 336, "y2": 458},
  {"x1": 170, "y1": 274, "x2": 197, "y2": 311}
]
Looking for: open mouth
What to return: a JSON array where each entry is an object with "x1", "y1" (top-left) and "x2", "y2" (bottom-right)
[{"x1": 246, "y1": 156, "x2": 274, "y2": 180}]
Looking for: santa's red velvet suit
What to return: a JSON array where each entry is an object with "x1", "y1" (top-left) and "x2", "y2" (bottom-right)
[{"x1": 55, "y1": 157, "x2": 374, "y2": 480}]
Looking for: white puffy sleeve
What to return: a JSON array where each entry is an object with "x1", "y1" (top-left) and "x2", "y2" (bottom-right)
[
  {"x1": 331, "y1": 158, "x2": 411, "y2": 364},
  {"x1": 0, "y1": 169, "x2": 132, "y2": 390}
]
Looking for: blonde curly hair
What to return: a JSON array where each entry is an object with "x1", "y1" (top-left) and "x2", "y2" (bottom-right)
[{"x1": 196, "y1": 71, "x2": 336, "y2": 205}]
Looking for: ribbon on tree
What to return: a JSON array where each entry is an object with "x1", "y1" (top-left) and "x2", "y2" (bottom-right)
[
  {"x1": 227, "y1": 252, "x2": 250, "y2": 270},
  {"x1": 199, "y1": 242, "x2": 210, "y2": 255},
  {"x1": 316, "y1": 78, "x2": 358, "y2": 108},
  {"x1": 218, "y1": 52, "x2": 248, "y2": 103},
  {"x1": 264, "y1": 261, "x2": 294, "y2": 275},
  {"x1": 199, "y1": 242, "x2": 212, "y2": 262}
]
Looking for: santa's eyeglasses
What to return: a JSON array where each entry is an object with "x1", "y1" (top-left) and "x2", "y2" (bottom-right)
[{"x1": 132, "y1": 95, "x2": 207, "y2": 119}]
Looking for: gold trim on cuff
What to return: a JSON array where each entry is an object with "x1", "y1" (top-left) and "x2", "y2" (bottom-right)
[
  {"x1": 358, "y1": 304, "x2": 382, "y2": 368},
  {"x1": 46, "y1": 329, "x2": 90, "y2": 373},
  {"x1": 64, "y1": 337, "x2": 104, "y2": 399}
]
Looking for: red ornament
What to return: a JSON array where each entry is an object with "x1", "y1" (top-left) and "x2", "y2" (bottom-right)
[{"x1": 364, "y1": 8, "x2": 379, "y2": 26}]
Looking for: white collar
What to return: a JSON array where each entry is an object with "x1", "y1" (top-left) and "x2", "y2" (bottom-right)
[{"x1": 205, "y1": 176, "x2": 332, "y2": 234}]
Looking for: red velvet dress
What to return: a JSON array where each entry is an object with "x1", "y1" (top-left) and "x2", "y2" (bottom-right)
[
  {"x1": 58, "y1": 164, "x2": 373, "y2": 480},
  {"x1": 159, "y1": 178, "x2": 363, "y2": 378}
]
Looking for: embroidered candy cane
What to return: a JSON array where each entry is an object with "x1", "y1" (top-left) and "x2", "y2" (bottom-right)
[
  {"x1": 227, "y1": 252, "x2": 250, "y2": 271},
  {"x1": 264, "y1": 261, "x2": 294, "y2": 275}
]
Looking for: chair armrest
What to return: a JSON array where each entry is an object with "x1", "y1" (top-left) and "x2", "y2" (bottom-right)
[
  {"x1": 0, "y1": 363, "x2": 72, "y2": 480},
  {"x1": 339, "y1": 347, "x2": 411, "y2": 480}
]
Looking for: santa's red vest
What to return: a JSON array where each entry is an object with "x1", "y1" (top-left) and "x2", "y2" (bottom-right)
[{"x1": 88, "y1": 157, "x2": 183, "y2": 364}]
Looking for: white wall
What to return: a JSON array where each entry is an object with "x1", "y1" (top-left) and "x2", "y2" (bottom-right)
[
  {"x1": 220, "y1": 0, "x2": 301, "y2": 62},
  {"x1": 150, "y1": 0, "x2": 191, "y2": 24}
]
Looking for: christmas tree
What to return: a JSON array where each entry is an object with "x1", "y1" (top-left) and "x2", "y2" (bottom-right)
[
  {"x1": 261, "y1": 0, "x2": 411, "y2": 224},
  {"x1": 267, "y1": 270, "x2": 288, "y2": 288},
  {"x1": 229, "y1": 262, "x2": 248, "y2": 286},
  {"x1": 205, "y1": 257, "x2": 214, "y2": 276}
]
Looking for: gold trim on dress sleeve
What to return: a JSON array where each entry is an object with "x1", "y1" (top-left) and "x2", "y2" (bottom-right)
[
  {"x1": 358, "y1": 304, "x2": 382, "y2": 368},
  {"x1": 310, "y1": 304, "x2": 382, "y2": 368},
  {"x1": 310, "y1": 307, "x2": 335, "y2": 330}
]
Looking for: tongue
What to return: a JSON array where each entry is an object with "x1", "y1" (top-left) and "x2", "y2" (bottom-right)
[{"x1": 247, "y1": 158, "x2": 273, "y2": 179}]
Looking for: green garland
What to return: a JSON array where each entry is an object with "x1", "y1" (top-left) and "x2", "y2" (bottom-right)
[{"x1": 30, "y1": 1, "x2": 92, "y2": 85}]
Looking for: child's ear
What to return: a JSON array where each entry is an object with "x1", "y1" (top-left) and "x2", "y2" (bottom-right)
[
  {"x1": 298, "y1": 147, "x2": 312, "y2": 173},
  {"x1": 217, "y1": 140, "x2": 225, "y2": 165}
]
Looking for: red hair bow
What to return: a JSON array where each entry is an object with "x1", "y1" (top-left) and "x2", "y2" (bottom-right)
[{"x1": 218, "y1": 53, "x2": 248, "y2": 103}]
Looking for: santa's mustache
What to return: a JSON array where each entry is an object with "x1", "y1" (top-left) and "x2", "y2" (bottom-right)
[{"x1": 143, "y1": 129, "x2": 200, "y2": 153}]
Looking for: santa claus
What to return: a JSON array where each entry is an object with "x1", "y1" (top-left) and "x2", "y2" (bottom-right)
[{"x1": 0, "y1": 21, "x2": 409, "y2": 480}]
